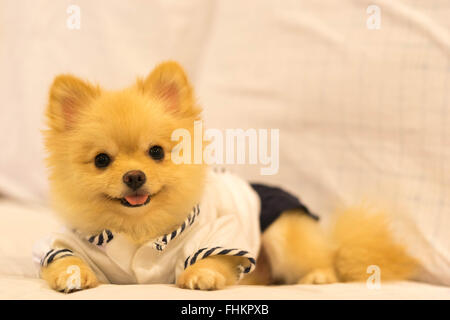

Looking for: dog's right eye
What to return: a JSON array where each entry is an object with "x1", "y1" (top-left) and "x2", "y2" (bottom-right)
[{"x1": 94, "y1": 153, "x2": 111, "y2": 168}]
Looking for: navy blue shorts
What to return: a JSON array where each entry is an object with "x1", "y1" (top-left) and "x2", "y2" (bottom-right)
[{"x1": 250, "y1": 183, "x2": 319, "y2": 232}]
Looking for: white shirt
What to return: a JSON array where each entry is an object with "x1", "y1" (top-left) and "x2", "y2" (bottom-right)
[{"x1": 33, "y1": 170, "x2": 261, "y2": 284}]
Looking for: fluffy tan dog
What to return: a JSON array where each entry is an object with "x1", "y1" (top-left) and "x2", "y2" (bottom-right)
[{"x1": 40, "y1": 61, "x2": 417, "y2": 292}]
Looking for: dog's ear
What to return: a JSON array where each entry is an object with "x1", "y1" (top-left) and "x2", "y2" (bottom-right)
[
  {"x1": 47, "y1": 75, "x2": 100, "y2": 131},
  {"x1": 141, "y1": 61, "x2": 200, "y2": 117}
]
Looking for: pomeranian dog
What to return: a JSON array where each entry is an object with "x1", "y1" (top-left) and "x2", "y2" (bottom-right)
[{"x1": 34, "y1": 61, "x2": 417, "y2": 293}]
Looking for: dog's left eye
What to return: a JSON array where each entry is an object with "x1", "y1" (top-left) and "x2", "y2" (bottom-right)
[
  {"x1": 94, "y1": 153, "x2": 111, "y2": 168},
  {"x1": 148, "y1": 145, "x2": 164, "y2": 161}
]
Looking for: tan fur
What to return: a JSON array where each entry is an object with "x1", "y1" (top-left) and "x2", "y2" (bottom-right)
[
  {"x1": 239, "y1": 246, "x2": 273, "y2": 285},
  {"x1": 260, "y1": 210, "x2": 337, "y2": 284},
  {"x1": 41, "y1": 256, "x2": 99, "y2": 293},
  {"x1": 44, "y1": 61, "x2": 206, "y2": 243},
  {"x1": 331, "y1": 206, "x2": 418, "y2": 282},
  {"x1": 177, "y1": 256, "x2": 247, "y2": 290},
  {"x1": 43, "y1": 61, "x2": 212, "y2": 291},
  {"x1": 252, "y1": 207, "x2": 417, "y2": 285},
  {"x1": 42, "y1": 60, "x2": 417, "y2": 292}
]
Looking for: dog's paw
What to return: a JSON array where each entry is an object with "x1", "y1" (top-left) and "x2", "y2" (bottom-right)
[
  {"x1": 41, "y1": 256, "x2": 100, "y2": 293},
  {"x1": 177, "y1": 267, "x2": 228, "y2": 290},
  {"x1": 298, "y1": 268, "x2": 338, "y2": 285}
]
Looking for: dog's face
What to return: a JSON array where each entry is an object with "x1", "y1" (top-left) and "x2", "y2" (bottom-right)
[{"x1": 45, "y1": 62, "x2": 206, "y2": 241}]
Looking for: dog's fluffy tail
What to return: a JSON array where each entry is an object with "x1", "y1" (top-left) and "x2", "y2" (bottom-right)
[{"x1": 331, "y1": 206, "x2": 418, "y2": 282}]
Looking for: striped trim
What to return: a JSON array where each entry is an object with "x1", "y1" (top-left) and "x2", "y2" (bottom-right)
[
  {"x1": 184, "y1": 246, "x2": 256, "y2": 279},
  {"x1": 81, "y1": 205, "x2": 199, "y2": 251},
  {"x1": 152, "y1": 205, "x2": 200, "y2": 251},
  {"x1": 41, "y1": 248, "x2": 74, "y2": 267},
  {"x1": 87, "y1": 229, "x2": 114, "y2": 247}
]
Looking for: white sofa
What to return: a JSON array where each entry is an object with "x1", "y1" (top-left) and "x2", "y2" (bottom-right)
[
  {"x1": 0, "y1": 0, "x2": 449, "y2": 299},
  {"x1": 0, "y1": 199, "x2": 448, "y2": 299}
]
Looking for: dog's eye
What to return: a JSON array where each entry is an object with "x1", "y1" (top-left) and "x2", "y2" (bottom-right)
[
  {"x1": 94, "y1": 153, "x2": 111, "y2": 168},
  {"x1": 148, "y1": 145, "x2": 164, "y2": 161}
]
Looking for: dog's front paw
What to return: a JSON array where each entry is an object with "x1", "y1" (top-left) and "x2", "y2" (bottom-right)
[
  {"x1": 298, "y1": 267, "x2": 338, "y2": 285},
  {"x1": 177, "y1": 267, "x2": 227, "y2": 290},
  {"x1": 41, "y1": 256, "x2": 99, "y2": 293}
]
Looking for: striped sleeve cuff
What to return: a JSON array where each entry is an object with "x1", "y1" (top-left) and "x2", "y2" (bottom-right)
[
  {"x1": 184, "y1": 247, "x2": 256, "y2": 279},
  {"x1": 40, "y1": 248, "x2": 74, "y2": 267}
]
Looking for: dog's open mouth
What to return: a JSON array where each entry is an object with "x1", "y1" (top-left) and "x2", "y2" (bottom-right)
[
  {"x1": 105, "y1": 188, "x2": 163, "y2": 208},
  {"x1": 120, "y1": 194, "x2": 151, "y2": 207}
]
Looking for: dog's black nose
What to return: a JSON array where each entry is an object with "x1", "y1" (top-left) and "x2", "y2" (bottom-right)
[{"x1": 123, "y1": 170, "x2": 146, "y2": 190}]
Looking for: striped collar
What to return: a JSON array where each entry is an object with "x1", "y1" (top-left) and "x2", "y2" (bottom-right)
[
  {"x1": 85, "y1": 229, "x2": 114, "y2": 247},
  {"x1": 152, "y1": 204, "x2": 200, "y2": 251},
  {"x1": 82, "y1": 204, "x2": 200, "y2": 251}
]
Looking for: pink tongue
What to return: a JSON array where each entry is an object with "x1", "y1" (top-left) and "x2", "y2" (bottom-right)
[{"x1": 124, "y1": 195, "x2": 149, "y2": 205}]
